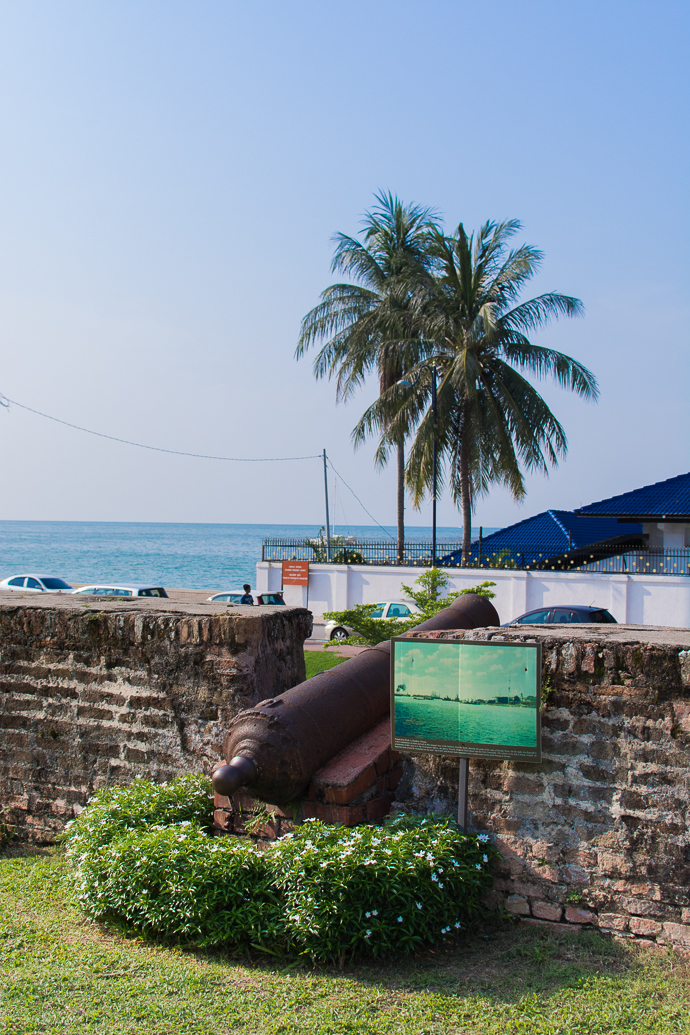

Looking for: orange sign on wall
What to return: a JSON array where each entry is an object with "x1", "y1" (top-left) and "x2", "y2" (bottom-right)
[{"x1": 282, "y1": 560, "x2": 310, "y2": 586}]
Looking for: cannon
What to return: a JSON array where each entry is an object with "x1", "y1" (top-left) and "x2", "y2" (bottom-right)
[{"x1": 212, "y1": 592, "x2": 500, "y2": 804}]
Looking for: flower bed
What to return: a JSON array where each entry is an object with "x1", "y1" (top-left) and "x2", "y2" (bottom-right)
[{"x1": 64, "y1": 776, "x2": 498, "y2": 961}]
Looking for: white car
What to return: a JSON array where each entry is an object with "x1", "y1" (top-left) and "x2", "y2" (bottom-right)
[
  {"x1": 324, "y1": 600, "x2": 421, "y2": 642},
  {"x1": 71, "y1": 585, "x2": 168, "y2": 598},
  {"x1": 0, "y1": 574, "x2": 73, "y2": 593},
  {"x1": 208, "y1": 591, "x2": 253, "y2": 605}
]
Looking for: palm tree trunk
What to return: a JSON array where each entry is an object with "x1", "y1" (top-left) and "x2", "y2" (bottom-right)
[
  {"x1": 396, "y1": 439, "x2": 405, "y2": 564},
  {"x1": 460, "y1": 430, "x2": 472, "y2": 566}
]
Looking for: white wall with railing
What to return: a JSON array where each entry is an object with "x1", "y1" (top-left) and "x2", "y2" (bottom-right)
[{"x1": 256, "y1": 561, "x2": 690, "y2": 628}]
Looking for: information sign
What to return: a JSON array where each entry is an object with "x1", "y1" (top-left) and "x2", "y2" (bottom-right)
[
  {"x1": 281, "y1": 560, "x2": 310, "y2": 586},
  {"x1": 391, "y1": 637, "x2": 541, "y2": 763}
]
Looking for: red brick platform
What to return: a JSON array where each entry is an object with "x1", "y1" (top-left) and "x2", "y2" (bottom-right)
[{"x1": 213, "y1": 717, "x2": 402, "y2": 840}]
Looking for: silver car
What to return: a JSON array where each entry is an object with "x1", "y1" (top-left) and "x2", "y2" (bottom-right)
[
  {"x1": 0, "y1": 574, "x2": 73, "y2": 593},
  {"x1": 72, "y1": 584, "x2": 168, "y2": 598},
  {"x1": 324, "y1": 600, "x2": 421, "y2": 642}
]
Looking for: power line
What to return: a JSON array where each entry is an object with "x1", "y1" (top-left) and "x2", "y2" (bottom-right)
[
  {"x1": 326, "y1": 458, "x2": 396, "y2": 541},
  {"x1": 0, "y1": 394, "x2": 320, "y2": 462}
]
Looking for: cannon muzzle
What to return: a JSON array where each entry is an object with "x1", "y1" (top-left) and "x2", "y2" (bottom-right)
[{"x1": 212, "y1": 592, "x2": 499, "y2": 804}]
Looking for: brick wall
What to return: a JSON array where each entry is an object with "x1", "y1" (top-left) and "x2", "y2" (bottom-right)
[
  {"x1": 394, "y1": 626, "x2": 690, "y2": 952},
  {"x1": 0, "y1": 602, "x2": 311, "y2": 841}
]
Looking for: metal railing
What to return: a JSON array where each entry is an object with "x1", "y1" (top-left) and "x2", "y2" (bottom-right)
[
  {"x1": 261, "y1": 537, "x2": 462, "y2": 566},
  {"x1": 262, "y1": 538, "x2": 690, "y2": 575}
]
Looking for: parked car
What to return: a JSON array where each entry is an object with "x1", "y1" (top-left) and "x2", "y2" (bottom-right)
[
  {"x1": 208, "y1": 591, "x2": 253, "y2": 605},
  {"x1": 256, "y1": 592, "x2": 285, "y2": 605},
  {"x1": 324, "y1": 600, "x2": 421, "y2": 642},
  {"x1": 0, "y1": 574, "x2": 73, "y2": 593},
  {"x1": 71, "y1": 585, "x2": 168, "y2": 598},
  {"x1": 504, "y1": 605, "x2": 617, "y2": 626}
]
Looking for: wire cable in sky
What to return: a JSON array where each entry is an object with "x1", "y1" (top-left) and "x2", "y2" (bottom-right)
[
  {"x1": 326, "y1": 458, "x2": 396, "y2": 541},
  {"x1": 0, "y1": 393, "x2": 321, "y2": 462}
]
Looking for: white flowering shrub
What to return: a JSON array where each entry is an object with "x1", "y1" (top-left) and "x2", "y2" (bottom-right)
[
  {"x1": 64, "y1": 777, "x2": 499, "y2": 961},
  {"x1": 272, "y1": 816, "x2": 497, "y2": 961},
  {"x1": 71, "y1": 824, "x2": 285, "y2": 950},
  {"x1": 63, "y1": 774, "x2": 215, "y2": 855}
]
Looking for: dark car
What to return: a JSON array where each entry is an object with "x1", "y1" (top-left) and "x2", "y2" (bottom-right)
[
  {"x1": 256, "y1": 592, "x2": 285, "y2": 605},
  {"x1": 505, "y1": 605, "x2": 617, "y2": 626}
]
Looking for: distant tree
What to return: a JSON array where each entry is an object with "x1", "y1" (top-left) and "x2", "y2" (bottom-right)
[
  {"x1": 323, "y1": 572, "x2": 495, "y2": 647},
  {"x1": 296, "y1": 193, "x2": 438, "y2": 562},
  {"x1": 358, "y1": 219, "x2": 598, "y2": 562}
]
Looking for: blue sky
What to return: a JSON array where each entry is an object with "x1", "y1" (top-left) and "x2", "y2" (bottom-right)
[{"x1": 0, "y1": 1, "x2": 687, "y2": 528}]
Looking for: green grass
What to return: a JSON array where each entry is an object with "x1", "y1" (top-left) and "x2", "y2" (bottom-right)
[
  {"x1": 304, "y1": 649, "x2": 349, "y2": 679},
  {"x1": 1, "y1": 849, "x2": 689, "y2": 1034}
]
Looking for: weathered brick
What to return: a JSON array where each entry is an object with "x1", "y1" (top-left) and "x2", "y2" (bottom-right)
[
  {"x1": 377, "y1": 763, "x2": 404, "y2": 794},
  {"x1": 565, "y1": 906, "x2": 596, "y2": 925},
  {"x1": 364, "y1": 794, "x2": 395, "y2": 821},
  {"x1": 323, "y1": 766, "x2": 376, "y2": 804},
  {"x1": 661, "y1": 923, "x2": 690, "y2": 948},
  {"x1": 598, "y1": 913, "x2": 628, "y2": 931},
  {"x1": 504, "y1": 895, "x2": 530, "y2": 915},
  {"x1": 617, "y1": 898, "x2": 664, "y2": 917},
  {"x1": 532, "y1": 901, "x2": 563, "y2": 922},
  {"x1": 505, "y1": 775, "x2": 545, "y2": 795},
  {"x1": 629, "y1": 917, "x2": 663, "y2": 937},
  {"x1": 315, "y1": 802, "x2": 364, "y2": 826}
]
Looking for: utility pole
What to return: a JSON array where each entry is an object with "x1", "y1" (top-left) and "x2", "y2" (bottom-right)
[{"x1": 323, "y1": 448, "x2": 331, "y2": 562}]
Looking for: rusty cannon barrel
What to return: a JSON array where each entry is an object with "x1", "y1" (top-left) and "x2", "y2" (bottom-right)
[{"x1": 212, "y1": 592, "x2": 499, "y2": 804}]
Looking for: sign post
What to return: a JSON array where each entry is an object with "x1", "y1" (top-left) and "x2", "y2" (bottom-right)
[
  {"x1": 457, "y1": 757, "x2": 469, "y2": 832},
  {"x1": 391, "y1": 637, "x2": 542, "y2": 831}
]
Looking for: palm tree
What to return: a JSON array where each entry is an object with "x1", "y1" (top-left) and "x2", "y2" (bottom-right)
[
  {"x1": 356, "y1": 219, "x2": 598, "y2": 564},
  {"x1": 296, "y1": 193, "x2": 437, "y2": 562}
]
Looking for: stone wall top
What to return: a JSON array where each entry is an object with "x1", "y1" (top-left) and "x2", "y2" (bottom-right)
[{"x1": 409, "y1": 624, "x2": 690, "y2": 699}]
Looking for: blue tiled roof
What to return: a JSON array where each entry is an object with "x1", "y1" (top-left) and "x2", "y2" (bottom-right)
[
  {"x1": 575, "y1": 472, "x2": 690, "y2": 520},
  {"x1": 438, "y1": 509, "x2": 642, "y2": 567}
]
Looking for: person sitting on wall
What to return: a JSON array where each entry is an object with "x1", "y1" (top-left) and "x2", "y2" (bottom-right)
[{"x1": 240, "y1": 584, "x2": 254, "y2": 605}]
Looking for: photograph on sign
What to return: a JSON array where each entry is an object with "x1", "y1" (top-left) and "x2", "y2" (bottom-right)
[{"x1": 391, "y1": 638, "x2": 541, "y2": 762}]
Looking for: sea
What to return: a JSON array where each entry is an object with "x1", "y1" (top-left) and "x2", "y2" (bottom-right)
[
  {"x1": 394, "y1": 697, "x2": 537, "y2": 748},
  {"x1": 0, "y1": 521, "x2": 494, "y2": 592}
]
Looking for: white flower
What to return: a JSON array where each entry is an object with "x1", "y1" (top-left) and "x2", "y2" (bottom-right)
[
  {"x1": 431, "y1": 873, "x2": 438, "y2": 882},
  {"x1": 454, "y1": 922, "x2": 462, "y2": 929},
  {"x1": 475, "y1": 863, "x2": 482, "y2": 870},
  {"x1": 416, "y1": 902, "x2": 422, "y2": 910},
  {"x1": 397, "y1": 916, "x2": 403, "y2": 922},
  {"x1": 365, "y1": 929, "x2": 372, "y2": 937},
  {"x1": 478, "y1": 834, "x2": 489, "y2": 842},
  {"x1": 371, "y1": 909, "x2": 378, "y2": 916},
  {"x1": 483, "y1": 854, "x2": 488, "y2": 862},
  {"x1": 365, "y1": 911, "x2": 371, "y2": 918},
  {"x1": 438, "y1": 882, "x2": 444, "y2": 889}
]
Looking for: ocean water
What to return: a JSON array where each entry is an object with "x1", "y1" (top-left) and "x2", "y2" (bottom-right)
[
  {"x1": 0, "y1": 521, "x2": 492, "y2": 592},
  {"x1": 394, "y1": 697, "x2": 537, "y2": 748}
]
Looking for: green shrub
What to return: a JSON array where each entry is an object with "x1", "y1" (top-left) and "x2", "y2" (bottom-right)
[
  {"x1": 63, "y1": 774, "x2": 215, "y2": 856},
  {"x1": 72, "y1": 824, "x2": 285, "y2": 950},
  {"x1": 64, "y1": 777, "x2": 499, "y2": 962},
  {"x1": 272, "y1": 815, "x2": 497, "y2": 961},
  {"x1": 323, "y1": 569, "x2": 497, "y2": 646}
]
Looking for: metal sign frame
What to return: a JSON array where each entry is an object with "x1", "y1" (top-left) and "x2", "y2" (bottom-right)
[{"x1": 390, "y1": 637, "x2": 542, "y2": 764}]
